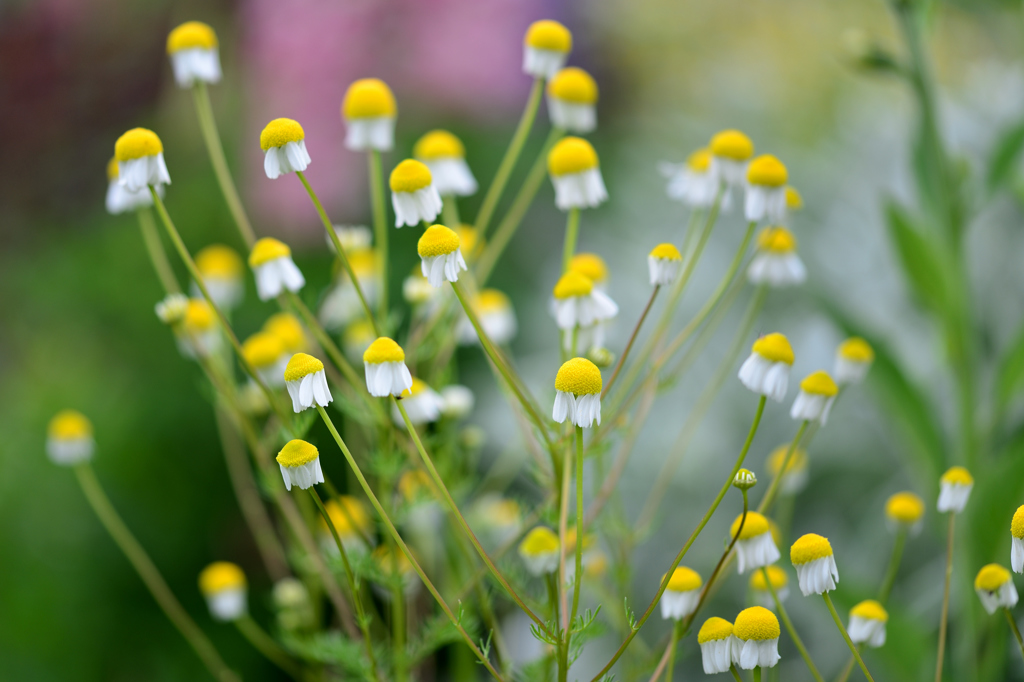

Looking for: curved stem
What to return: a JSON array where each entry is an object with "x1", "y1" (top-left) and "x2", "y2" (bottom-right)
[
  {"x1": 368, "y1": 150, "x2": 388, "y2": 326},
  {"x1": 136, "y1": 208, "x2": 181, "y2": 294},
  {"x1": 762, "y1": 568, "x2": 823, "y2": 682},
  {"x1": 878, "y1": 528, "x2": 907, "y2": 605},
  {"x1": 561, "y1": 207, "x2": 581, "y2": 274},
  {"x1": 1005, "y1": 608, "x2": 1024, "y2": 663},
  {"x1": 730, "y1": 665, "x2": 743, "y2": 682},
  {"x1": 565, "y1": 425, "x2": 585, "y2": 669},
  {"x1": 602, "y1": 286, "x2": 659, "y2": 399},
  {"x1": 682, "y1": 491, "x2": 748, "y2": 635},
  {"x1": 823, "y1": 592, "x2": 874, "y2": 682},
  {"x1": 757, "y1": 421, "x2": 809, "y2": 515},
  {"x1": 935, "y1": 513, "x2": 955, "y2": 682},
  {"x1": 235, "y1": 615, "x2": 303, "y2": 680}
]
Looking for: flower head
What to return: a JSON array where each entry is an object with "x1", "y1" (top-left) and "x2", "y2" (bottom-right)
[
  {"x1": 523, "y1": 20, "x2": 572, "y2": 78},
  {"x1": 47, "y1": 410, "x2": 94, "y2": 465},
  {"x1": 748, "y1": 226, "x2": 806, "y2": 288},
  {"x1": 242, "y1": 331, "x2": 288, "y2": 388},
  {"x1": 731, "y1": 512, "x2": 781, "y2": 573},
  {"x1": 547, "y1": 67, "x2": 598, "y2": 133},
  {"x1": 790, "y1": 533, "x2": 839, "y2": 595},
  {"x1": 548, "y1": 137, "x2": 607, "y2": 210},
  {"x1": 648, "y1": 243, "x2": 683, "y2": 287},
  {"x1": 259, "y1": 118, "x2": 311, "y2": 179},
  {"x1": 551, "y1": 271, "x2": 618, "y2": 331},
  {"x1": 766, "y1": 443, "x2": 809, "y2": 495},
  {"x1": 198, "y1": 562, "x2": 246, "y2": 621},
  {"x1": 105, "y1": 156, "x2": 156, "y2": 214},
  {"x1": 342, "y1": 78, "x2": 397, "y2": 152},
  {"x1": 115, "y1": 128, "x2": 171, "y2": 192},
  {"x1": 745, "y1": 155, "x2": 788, "y2": 223},
  {"x1": 709, "y1": 129, "x2": 754, "y2": 188},
  {"x1": 414, "y1": 130, "x2": 477, "y2": 196},
  {"x1": 886, "y1": 491, "x2": 925, "y2": 534},
  {"x1": 661, "y1": 148, "x2": 716, "y2": 208},
  {"x1": 733, "y1": 606, "x2": 781, "y2": 670},
  {"x1": 417, "y1": 224, "x2": 467, "y2": 287},
  {"x1": 363, "y1": 337, "x2": 413, "y2": 398},
  {"x1": 393, "y1": 378, "x2": 444, "y2": 426},
  {"x1": 660, "y1": 566, "x2": 702, "y2": 620},
  {"x1": 733, "y1": 468, "x2": 757, "y2": 490},
  {"x1": 343, "y1": 320, "x2": 376, "y2": 362},
  {"x1": 276, "y1": 439, "x2": 324, "y2": 491},
  {"x1": 166, "y1": 22, "x2": 221, "y2": 87},
  {"x1": 176, "y1": 298, "x2": 221, "y2": 358},
  {"x1": 390, "y1": 159, "x2": 443, "y2": 228},
  {"x1": 790, "y1": 370, "x2": 839, "y2": 424},
  {"x1": 519, "y1": 526, "x2": 560, "y2": 576},
  {"x1": 786, "y1": 186, "x2": 803, "y2": 211},
  {"x1": 738, "y1": 333, "x2": 794, "y2": 402},
  {"x1": 320, "y1": 497, "x2": 374, "y2": 556},
  {"x1": 698, "y1": 618, "x2": 737, "y2": 674},
  {"x1": 975, "y1": 564, "x2": 1018, "y2": 613},
  {"x1": 155, "y1": 293, "x2": 189, "y2": 325},
  {"x1": 848, "y1": 600, "x2": 888, "y2": 648},
  {"x1": 248, "y1": 237, "x2": 305, "y2": 300},
  {"x1": 1012, "y1": 506, "x2": 1024, "y2": 574},
  {"x1": 569, "y1": 253, "x2": 609, "y2": 288},
  {"x1": 553, "y1": 357, "x2": 603, "y2": 428},
  {"x1": 283, "y1": 353, "x2": 333, "y2": 413},
  {"x1": 440, "y1": 384, "x2": 475, "y2": 419},
  {"x1": 327, "y1": 225, "x2": 372, "y2": 254},
  {"x1": 319, "y1": 250, "x2": 380, "y2": 330},
  {"x1": 458, "y1": 289, "x2": 518, "y2": 346},
  {"x1": 194, "y1": 244, "x2": 244, "y2": 309},
  {"x1": 937, "y1": 466, "x2": 973, "y2": 514},
  {"x1": 750, "y1": 565, "x2": 790, "y2": 608},
  {"x1": 834, "y1": 337, "x2": 875, "y2": 385},
  {"x1": 263, "y1": 312, "x2": 306, "y2": 353}
]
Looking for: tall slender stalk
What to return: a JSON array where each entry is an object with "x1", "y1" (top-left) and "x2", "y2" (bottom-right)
[
  {"x1": 757, "y1": 421, "x2": 810, "y2": 515},
  {"x1": 1005, "y1": 608, "x2": 1024, "y2": 663},
  {"x1": 762, "y1": 568, "x2": 823, "y2": 682},
  {"x1": 368, "y1": 149, "x2": 389, "y2": 326},
  {"x1": 935, "y1": 513, "x2": 955, "y2": 682},
  {"x1": 564, "y1": 425, "x2": 586, "y2": 676},
  {"x1": 136, "y1": 208, "x2": 181, "y2": 294},
  {"x1": 561, "y1": 207, "x2": 581, "y2": 274},
  {"x1": 602, "y1": 286, "x2": 659, "y2": 399},
  {"x1": 878, "y1": 528, "x2": 907, "y2": 605},
  {"x1": 823, "y1": 592, "x2": 875, "y2": 681}
]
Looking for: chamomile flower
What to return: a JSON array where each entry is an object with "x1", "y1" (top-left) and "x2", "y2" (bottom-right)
[
  {"x1": 548, "y1": 136, "x2": 608, "y2": 210},
  {"x1": 46, "y1": 410, "x2": 94, "y2": 465},
  {"x1": 553, "y1": 357, "x2": 603, "y2": 428},
  {"x1": 241, "y1": 332, "x2": 289, "y2": 388},
  {"x1": 320, "y1": 496, "x2": 374, "y2": 557},
  {"x1": 403, "y1": 268, "x2": 437, "y2": 308},
  {"x1": 648, "y1": 243, "x2": 683, "y2": 286},
  {"x1": 193, "y1": 244, "x2": 244, "y2": 309},
  {"x1": 547, "y1": 67, "x2": 598, "y2": 133},
  {"x1": 745, "y1": 155, "x2": 788, "y2": 223},
  {"x1": 320, "y1": 250, "x2": 379, "y2": 330},
  {"x1": 263, "y1": 312, "x2": 307, "y2": 353},
  {"x1": 847, "y1": 600, "x2": 888, "y2": 648},
  {"x1": 737, "y1": 333, "x2": 794, "y2": 402},
  {"x1": 456, "y1": 225, "x2": 483, "y2": 260},
  {"x1": 569, "y1": 253, "x2": 609, "y2": 291},
  {"x1": 659, "y1": 566, "x2": 702, "y2": 620},
  {"x1": 471, "y1": 495, "x2": 522, "y2": 548},
  {"x1": 698, "y1": 617, "x2": 738, "y2": 675},
  {"x1": 790, "y1": 370, "x2": 839, "y2": 424},
  {"x1": 115, "y1": 128, "x2": 171, "y2": 192},
  {"x1": 326, "y1": 225, "x2": 372, "y2": 253},
  {"x1": 523, "y1": 19, "x2": 572, "y2": 79},
  {"x1": 791, "y1": 533, "x2": 839, "y2": 595},
  {"x1": 342, "y1": 78, "x2": 397, "y2": 152},
  {"x1": 440, "y1": 385, "x2": 475, "y2": 419},
  {"x1": 105, "y1": 157, "x2": 155, "y2": 214},
  {"x1": 248, "y1": 237, "x2": 305, "y2": 301},
  {"x1": 886, "y1": 491, "x2": 925, "y2": 535},
  {"x1": 273, "y1": 578, "x2": 314, "y2": 631},
  {"x1": 363, "y1": 337, "x2": 413, "y2": 398},
  {"x1": 343, "y1": 320, "x2": 376, "y2": 363},
  {"x1": 283, "y1": 353, "x2": 333, "y2": 413},
  {"x1": 766, "y1": 443, "x2": 809, "y2": 495},
  {"x1": 786, "y1": 186, "x2": 803, "y2": 211},
  {"x1": 458, "y1": 289, "x2": 518, "y2": 345},
  {"x1": 747, "y1": 226, "x2": 806, "y2": 288},
  {"x1": 975, "y1": 564, "x2": 1018, "y2": 614},
  {"x1": 418, "y1": 224, "x2": 467, "y2": 287},
  {"x1": 414, "y1": 130, "x2": 477, "y2": 196},
  {"x1": 177, "y1": 298, "x2": 221, "y2": 358},
  {"x1": 731, "y1": 512, "x2": 781, "y2": 574},
  {"x1": 259, "y1": 118, "x2": 310, "y2": 179},
  {"x1": 198, "y1": 562, "x2": 246, "y2": 621},
  {"x1": 733, "y1": 606, "x2": 781, "y2": 670},
  {"x1": 1013, "y1": 507, "x2": 1024, "y2": 573},
  {"x1": 155, "y1": 293, "x2": 189, "y2": 325},
  {"x1": 166, "y1": 21, "x2": 221, "y2": 88},
  {"x1": 750, "y1": 566, "x2": 790, "y2": 609},
  {"x1": 276, "y1": 439, "x2": 324, "y2": 491},
  {"x1": 389, "y1": 161, "x2": 441, "y2": 230},
  {"x1": 519, "y1": 526, "x2": 560, "y2": 576},
  {"x1": 834, "y1": 337, "x2": 875, "y2": 385},
  {"x1": 551, "y1": 271, "x2": 618, "y2": 331},
  {"x1": 709, "y1": 129, "x2": 754, "y2": 189},
  {"x1": 660, "y1": 148, "x2": 716, "y2": 209},
  {"x1": 937, "y1": 466, "x2": 973, "y2": 514},
  {"x1": 393, "y1": 378, "x2": 444, "y2": 426}
]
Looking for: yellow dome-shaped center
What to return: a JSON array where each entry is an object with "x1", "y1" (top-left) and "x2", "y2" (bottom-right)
[
  {"x1": 390, "y1": 159, "x2": 433, "y2": 193},
  {"x1": 746, "y1": 154, "x2": 788, "y2": 187},
  {"x1": 569, "y1": 253, "x2": 607, "y2": 282},
  {"x1": 198, "y1": 561, "x2": 245, "y2": 595},
  {"x1": 757, "y1": 227, "x2": 797, "y2": 253},
  {"x1": 767, "y1": 443, "x2": 807, "y2": 475},
  {"x1": 549, "y1": 67, "x2": 598, "y2": 104},
  {"x1": 524, "y1": 19, "x2": 572, "y2": 52},
  {"x1": 698, "y1": 617, "x2": 734, "y2": 643},
  {"x1": 734, "y1": 606, "x2": 781, "y2": 641},
  {"x1": 649, "y1": 243, "x2": 682, "y2": 261},
  {"x1": 241, "y1": 332, "x2": 285, "y2": 369},
  {"x1": 731, "y1": 511, "x2": 771, "y2": 540},
  {"x1": 184, "y1": 299, "x2": 215, "y2": 331},
  {"x1": 520, "y1": 526, "x2": 560, "y2": 556},
  {"x1": 790, "y1": 533, "x2": 833, "y2": 565},
  {"x1": 799, "y1": 370, "x2": 838, "y2": 396},
  {"x1": 283, "y1": 352, "x2": 324, "y2": 382},
  {"x1": 850, "y1": 599, "x2": 889, "y2": 622},
  {"x1": 363, "y1": 337, "x2": 405, "y2": 365},
  {"x1": 838, "y1": 337, "x2": 874, "y2": 363},
  {"x1": 414, "y1": 130, "x2": 465, "y2": 160},
  {"x1": 554, "y1": 357, "x2": 602, "y2": 396},
  {"x1": 710, "y1": 129, "x2": 754, "y2": 161},
  {"x1": 750, "y1": 565, "x2": 788, "y2": 591},
  {"x1": 418, "y1": 224, "x2": 460, "y2": 258},
  {"x1": 323, "y1": 497, "x2": 372, "y2": 536},
  {"x1": 259, "y1": 118, "x2": 305, "y2": 151},
  {"x1": 785, "y1": 186, "x2": 803, "y2": 210},
  {"x1": 263, "y1": 312, "x2": 305, "y2": 352},
  {"x1": 553, "y1": 271, "x2": 594, "y2": 299},
  {"x1": 248, "y1": 237, "x2": 291, "y2": 267},
  {"x1": 399, "y1": 377, "x2": 430, "y2": 399},
  {"x1": 196, "y1": 244, "x2": 243, "y2": 278},
  {"x1": 277, "y1": 439, "x2": 319, "y2": 468},
  {"x1": 106, "y1": 157, "x2": 119, "y2": 181},
  {"x1": 115, "y1": 128, "x2": 163, "y2": 162},
  {"x1": 751, "y1": 333, "x2": 794, "y2": 365},
  {"x1": 975, "y1": 564, "x2": 1011, "y2": 592},
  {"x1": 48, "y1": 410, "x2": 93, "y2": 440},
  {"x1": 665, "y1": 565, "x2": 702, "y2": 592},
  {"x1": 940, "y1": 465, "x2": 973, "y2": 487},
  {"x1": 476, "y1": 289, "x2": 512, "y2": 313},
  {"x1": 167, "y1": 21, "x2": 218, "y2": 54},
  {"x1": 342, "y1": 78, "x2": 397, "y2": 119},
  {"x1": 548, "y1": 136, "x2": 599, "y2": 176},
  {"x1": 886, "y1": 491, "x2": 924, "y2": 524},
  {"x1": 687, "y1": 148, "x2": 712, "y2": 172},
  {"x1": 1012, "y1": 506, "x2": 1024, "y2": 539}
]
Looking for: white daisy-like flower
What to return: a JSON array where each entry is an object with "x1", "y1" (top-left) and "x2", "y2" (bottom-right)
[
  {"x1": 834, "y1": 336, "x2": 875, "y2": 385},
  {"x1": 276, "y1": 439, "x2": 324, "y2": 491},
  {"x1": 659, "y1": 566, "x2": 702, "y2": 620},
  {"x1": 698, "y1": 618, "x2": 738, "y2": 675},
  {"x1": 417, "y1": 224, "x2": 467, "y2": 287},
  {"x1": 392, "y1": 378, "x2": 444, "y2": 426},
  {"x1": 241, "y1": 332, "x2": 289, "y2": 389},
  {"x1": 847, "y1": 600, "x2": 888, "y2": 648},
  {"x1": 750, "y1": 566, "x2": 790, "y2": 609},
  {"x1": 155, "y1": 293, "x2": 189, "y2": 325},
  {"x1": 166, "y1": 22, "x2": 221, "y2": 88},
  {"x1": 176, "y1": 298, "x2": 221, "y2": 359},
  {"x1": 458, "y1": 289, "x2": 518, "y2": 346},
  {"x1": 326, "y1": 225, "x2": 372, "y2": 254},
  {"x1": 976, "y1": 564, "x2": 1019, "y2": 614},
  {"x1": 790, "y1": 533, "x2": 840, "y2": 596},
  {"x1": 547, "y1": 67, "x2": 597, "y2": 134},
  {"x1": 744, "y1": 154, "x2": 788, "y2": 223},
  {"x1": 548, "y1": 136, "x2": 608, "y2": 210},
  {"x1": 414, "y1": 130, "x2": 477, "y2": 196},
  {"x1": 523, "y1": 20, "x2": 572, "y2": 79},
  {"x1": 733, "y1": 607, "x2": 781, "y2": 670},
  {"x1": 1012, "y1": 506, "x2": 1024, "y2": 573},
  {"x1": 747, "y1": 226, "x2": 806, "y2": 288},
  {"x1": 766, "y1": 443, "x2": 809, "y2": 495},
  {"x1": 283, "y1": 353, "x2": 333, "y2": 413},
  {"x1": 731, "y1": 512, "x2": 781, "y2": 574},
  {"x1": 790, "y1": 370, "x2": 839, "y2": 425},
  {"x1": 440, "y1": 385, "x2": 475, "y2": 419},
  {"x1": 342, "y1": 78, "x2": 397, "y2": 152},
  {"x1": 198, "y1": 562, "x2": 246, "y2": 622},
  {"x1": 363, "y1": 337, "x2": 413, "y2": 398},
  {"x1": 886, "y1": 491, "x2": 925, "y2": 536},
  {"x1": 403, "y1": 268, "x2": 438, "y2": 309},
  {"x1": 550, "y1": 271, "x2": 618, "y2": 331},
  {"x1": 259, "y1": 118, "x2": 311, "y2": 179},
  {"x1": 737, "y1": 333, "x2": 794, "y2": 402},
  {"x1": 319, "y1": 497, "x2": 375, "y2": 558},
  {"x1": 938, "y1": 466, "x2": 974, "y2": 514},
  {"x1": 552, "y1": 357, "x2": 603, "y2": 428},
  {"x1": 105, "y1": 157, "x2": 157, "y2": 214},
  {"x1": 248, "y1": 237, "x2": 305, "y2": 301},
  {"x1": 114, "y1": 128, "x2": 171, "y2": 192},
  {"x1": 518, "y1": 526, "x2": 560, "y2": 576},
  {"x1": 46, "y1": 410, "x2": 95, "y2": 466},
  {"x1": 390, "y1": 159, "x2": 443, "y2": 228},
  {"x1": 659, "y1": 148, "x2": 716, "y2": 209},
  {"x1": 263, "y1": 312, "x2": 307, "y2": 355},
  {"x1": 569, "y1": 253, "x2": 609, "y2": 291},
  {"x1": 193, "y1": 244, "x2": 244, "y2": 310},
  {"x1": 709, "y1": 129, "x2": 754, "y2": 191},
  {"x1": 319, "y1": 250, "x2": 378, "y2": 331},
  {"x1": 471, "y1": 495, "x2": 522, "y2": 549},
  {"x1": 648, "y1": 243, "x2": 683, "y2": 286}
]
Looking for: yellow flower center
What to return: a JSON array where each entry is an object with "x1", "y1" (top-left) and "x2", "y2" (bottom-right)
[
  {"x1": 698, "y1": 617, "x2": 734, "y2": 643},
  {"x1": 263, "y1": 313, "x2": 305, "y2": 352},
  {"x1": 975, "y1": 564, "x2": 1011, "y2": 592},
  {"x1": 342, "y1": 78, "x2": 397, "y2": 119},
  {"x1": 456, "y1": 226, "x2": 481, "y2": 255},
  {"x1": 665, "y1": 566, "x2": 702, "y2": 592},
  {"x1": 167, "y1": 21, "x2": 218, "y2": 54},
  {"x1": 484, "y1": 498, "x2": 521, "y2": 525},
  {"x1": 389, "y1": 159, "x2": 433, "y2": 193},
  {"x1": 399, "y1": 469, "x2": 433, "y2": 500},
  {"x1": 553, "y1": 271, "x2": 594, "y2": 299},
  {"x1": 838, "y1": 337, "x2": 874, "y2": 363},
  {"x1": 184, "y1": 299, "x2": 215, "y2": 331},
  {"x1": 687, "y1": 148, "x2": 712, "y2": 172},
  {"x1": 48, "y1": 410, "x2": 92, "y2": 440},
  {"x1": 941, "y1": 465, "x2": 973, "y2": 487},
  {"x1": 750, "y1": 565, "x2": 788, "y2": 590},
  {"x1": 756, "y1": 226, "x2": 797, "y2": 253},
  {"x1": 520, "y1": 526, "x2": 559, "y2": 556},
  {"x1": 554, "y1": 357, "x2": 603, "y2": 396},
  {"x1": 751, "y1": 333, "x2": 794, "y2": 365},
  {"x1": 195, "y1": 244, "x2": 243, "y2": 278},
  {"x1": 885, "y1": 491, "x2": 924, "y2": 524},
  {"x1": 259, "y1": 118, "x2": 304, "y2": 151},
  {"x1": 649, "y1": 243, "x2": 682, "y2": 261},
  {"x1": 799, "y1": 370, "x2": 838, "y2": 397},
  {"x1": 346, "y1": 249, "x2": 377, "y2": 278},
  {"x1": 277, "y1": 439, "x2": 319, "y2": 468},
  {"x1": 733, "y1": 606, "x2": 781, "y2": 641},
  {"x1": 476, "y1": 289, "x2": 511, "y2": 313},
  {"x1": 363, "y1": 337, "x2": 405, "y2": 365},
  {"x1": 709, "y1": 129, "x2": 753, "y2": 161},
  {"x1": 731, "y1": 512, "x2": 771, "y2": 540},
  {"x1": 548, "y1": 136, "x2": 599, "y2": 176},
  {"x1": 373, "y1": 544, "x2": 413, "y2": 575},
  {"x1": 198, "y1": 561, "x2": 245, "y2": 595},
  {"x1": 850, "y1": 599, "x2": 888, "y2": 622},
  {"x1": 344, "y1": 320, "x2": 375, "y2": 346},
  {"x1": 248, "y1": 237, "x2": 292, "y2": 267},
  {"x1": 746, "y1": 154, "x2": 788, "y2": 187},
  {"x1": 115, "y1": 128, "x2": 163, "y2": 162},
  {"x1": 1013, "y1": 506, "x2": 1024, "y2": 539},
  {"x1": 790, "y1": 533, "x2": 833, "y2": 565},
  {"x1": 785, "y1": 186, "x2": 803, "y2": 210},
  {"x1": 323, "y1": 497, "x2": 371, "y2": 536},
  {"x1": 241, "y1": 332, "x2": 285, "y2": 369},
  {"x1": 418, "y1": 224, "x2": 460, "y2": 258},
  {"x1": 548, "y1": 67, "x2": 598, "y2": 104},
  {"x1": 106, "y1": 157, "x2": 119, "y2": 181},
  {"x1": 414, "y1": 130, "x2": 465, "y2": 160},
  {"x1": 524, "y1": 19, "x2": 572, "y2": 52},
  {"x1": 767, "y1": 443, "x2": 807, "y2": 475},
  {"x1": 283, "y1": 353, "x2": 324, "y2": 382},
  {"x1": 569, "y1": 253, "x2": 608, "y2": 282},
  {"x1": 400, "y1": 377, "x2": 429, "y2": 399}
]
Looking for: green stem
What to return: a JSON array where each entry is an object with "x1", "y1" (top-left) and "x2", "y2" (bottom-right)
[
  {"x1": 190, "y1": 82, "x2": 256, "y2": 247},
  {"x1": 730, "y1": 665, "x2": 743, "y2": 682},
  {"x1": 823, "y1": 592, "x2": 875, "y2": 681},
  {"x1": 753, "y1": 667, "x2": 762, "y2": 682},
  {"x1": 368, "y1": 150, "x2": 389, "y2": 326},
  {"x1": 665, "y1": 620, "x2": 682, "y2": 681},
  {"x1": 602, "y1": 286, "x2": 659, "y2": 399},
  {"x1": 566, "y1": 425, "x2": 585, "y2": 661},
  {"x1": 314, "y1": 405, "x2": 505, "y2": 681},
  {"x1": 73, "y1": 463, "x2": 239, "y2": 682},
  {"x1": 235, "y1": 615, "x2": 303, "y2": 680},
  {"x1": 442, "y1": 194, "x2": 460, "y2": 228},
  {"x1": 1005, "y1": 608, "x2": 1024, "y2": 663},
  {"x1": 474, "y1": 77, "x2": 545, "y2": 237},
  {"x1": 393, "y1": 571, "x2": 407, "y2": 682},
  {"x1": 136, "y1": 208, "x2": 181, "y2": 294},
  {"x1": 757, "y1": 421, "x2": 810, "y2": 515},
  {"x1": 878, "y1": 528, "x2": 907, "y2": 605},
  {"x1": 762, "y1": 568, "x2": 823, "y2": 682},
  {"x1": 561, "y1": 207, "x2": 580, "y2": 274},
  {"x1": 935, "y1": 513, "x2": 955, "y2": 682}
]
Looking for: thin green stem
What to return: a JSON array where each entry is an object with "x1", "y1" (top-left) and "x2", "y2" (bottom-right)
[
  {"x1": 136, "y1": 208, "x2": 180, "y2": 294},
  {"x1": 73, "y1": 463, "x2": 239, "y2": 682},
  {"x1": 682, "y1": 491, "x2": 748, "y2": 635},
  {"x1": 666, "y1": 620, "x2": 682, "y2": 681},
  {"x1": 561, "y1": 207, "x2": 581, "y2": 274},
  {"x1": 757, "y1": 421, "x2": 810, "y2": 515},
  {"x1": 878, "y1": 528, "x2": 907, "y2": 605},
  {"x1": 753, "y1": 667, "x2": 762, "y2": 682},
  {"x1": 1005, "y1": 608, "x2": 1024, "y2": 663},
  {"x1": 474, "y1": 77, "x2": 545, "y2": 237},
  {"x1": 442, "y1": 194, "x2": 460, "y2": 228},
  {"x1": 823, "y1": 592, "x2": 875, "y2": 681},
  {"x1": 762, "y1": 568, "x2": 824, "y2": 682},
  {"x1": 730, "y1": 665, "x2": 743, "y2": 682},
  {"x1": 235, "y1": 615, "x2": 303, "y2": 680},
  {"x1": 602, "y1": 286, "x2": 659, "y2": 399},
  {"x1": 314, "y1": 405, "x2": 505, "y2": 681},
  {"x1": 368, "y1": 150, "x2": 388, "y2": 326},
  {"x1": 566, "y1": 425, "x2": 585, "y2": 662},
  {"x1": 191, "y1": 82, "x2": 256, "y2": 247},
  {"x1": 935, "y1": 513, "x2": 955, "y2": 682}
]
